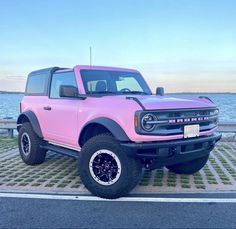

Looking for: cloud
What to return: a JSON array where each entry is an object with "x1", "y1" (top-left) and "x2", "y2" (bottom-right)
[
  {"x1": 1, "y1": 75, "x2": 26, "y2": 82},
  {"x1": 0, "y1": 76, "x2": 26, "y2": 92}
]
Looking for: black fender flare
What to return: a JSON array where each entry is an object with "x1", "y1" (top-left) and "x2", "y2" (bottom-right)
[
  {"x1": 17, "y1": 111, "x2": 43, "y2": 138},
  {"x1": 79, "y1": 118, "x2": 130, "y2": 144}
]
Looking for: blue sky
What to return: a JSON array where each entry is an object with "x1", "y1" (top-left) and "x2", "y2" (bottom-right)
[{"x1": 0, "y1": 0, "x2": 236, "y2": 92}]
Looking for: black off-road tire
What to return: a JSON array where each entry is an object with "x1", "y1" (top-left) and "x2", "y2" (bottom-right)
[
  {"x1": 79, "y1": 134, "x2": 142, "y2": 199},
  {"x1": 166, "y1": 154, "x2": 209, "y2": 174},
  {"x1": 18, "y1": 122, "x2": 47, "y2": 165}
]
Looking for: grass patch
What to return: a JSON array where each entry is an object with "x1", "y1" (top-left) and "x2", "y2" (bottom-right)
[
  {"x1": 6, "y1": 182, "x2": 17, "y2": 186},
  {"x1": 153, "y1": 182, "x2": 163, "y2": 186},
  {"x1": 196, "y1": 185, "x2": 206, "y2": 189},
  {"x1": 25, "y1": 178, "x2": 34, "y2": 182},
  {"x1": 167, "y1": 182, "x2": 176, "y2": 187},
  {"x1": 31, "y1": 183, "x2": 41, "y2": 187},
  {"x1": 19, "y1": 182, "x2": 29, "y2": 186},
  {"x1": 153, "y1": 169, "x2": 164, "y2": 186},
  {"x1": 208, "y1": 156, "x2": 232, "y2": 185},
  {"x1": 45, "y1": 183, "x2": 55, "y2": 187},
  {"x1": 0, "y1": 137, "x2": 18, "y2": 153},
  {"x1": 140, "y1": 171, "x2": 152, "y2": 186},
  {"x1": 57, "y1": 183, "x2": 67, "y2": 188},
  {"x1": 71, "y1": 184, "x2": 80, "y2": 188},
  {"x1": 181, "y1": 184, "x2": 191, "y2": 188}
]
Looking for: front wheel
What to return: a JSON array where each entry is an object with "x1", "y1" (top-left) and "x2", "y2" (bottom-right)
[
  {"x1": 79, "y1": 134, "x2": 142, "y2": 199},
  {"x1": 166, "y1": 154, "x2": 209, "y2": 174}
]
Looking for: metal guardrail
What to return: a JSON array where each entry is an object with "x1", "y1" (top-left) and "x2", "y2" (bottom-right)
[
  {"x1": 217, "y1": 122, "x2": 236, "y2": 140},
  {"x1": 0, "y1": 120, "x2": 236, "y2": 139},
  {"x1": 217, "y1": 122, "x2": 236, "y2": 133},
  {"x1": 0, "y1": 119, "x2": 17, "y2": 138}
]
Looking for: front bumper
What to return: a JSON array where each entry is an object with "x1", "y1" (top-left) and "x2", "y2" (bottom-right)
[{"x1": 120, "y1": 133, "x2": 222, "y2": 169}]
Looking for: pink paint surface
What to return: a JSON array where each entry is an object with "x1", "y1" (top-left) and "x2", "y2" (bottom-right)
[{"x1": 21, "y1": 65, "x2": 218, "y2": 149}]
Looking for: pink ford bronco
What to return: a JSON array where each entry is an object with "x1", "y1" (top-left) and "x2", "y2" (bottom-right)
[{"x1": 17, "y1": 65, "x2": 221, "y2": 198}]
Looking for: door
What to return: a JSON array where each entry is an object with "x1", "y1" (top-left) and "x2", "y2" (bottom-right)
[{"x1": 41, "y1": 71, "x2": 80, "y2": 148}]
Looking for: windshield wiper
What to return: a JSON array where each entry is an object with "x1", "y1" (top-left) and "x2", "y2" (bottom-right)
[
  {"x1": 90, "y1": 91, "x2": 116, "y2": 94},
  {"x1": 89, "y1": 91, "x2": 150, "y2": 95},
  {"x1": 120, "y1": 91, "x2": 150, "y2": 95}
]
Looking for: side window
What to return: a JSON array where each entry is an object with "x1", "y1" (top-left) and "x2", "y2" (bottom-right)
[
  {"x1": 26, "y1": 74, "x2": 48, "y2": 95},
  {"x1": 87, "y1": 80, "x2": 107, "y2": 92},
  {"x1": 50, "y1": 71, "x2": 78, "y2": 98},
  {"x1": 116, "y1": 77, "x2": 143, "y2": 91}
]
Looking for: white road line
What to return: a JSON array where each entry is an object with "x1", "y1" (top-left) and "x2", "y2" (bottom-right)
[{"x1": 0, "y1": 192, "x2": 236, "y2": 203}]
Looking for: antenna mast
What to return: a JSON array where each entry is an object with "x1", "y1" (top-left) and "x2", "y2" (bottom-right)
[{"x1": 90, "y1": 46, "x2": 92, "y2": 67}]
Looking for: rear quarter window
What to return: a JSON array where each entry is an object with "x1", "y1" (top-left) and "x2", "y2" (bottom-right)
[{"x1": 25, "y1": 74, "x2": 49, "y2": 95}]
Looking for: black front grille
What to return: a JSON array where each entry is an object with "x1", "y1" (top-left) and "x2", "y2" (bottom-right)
[{"x1": 138, "y1": 108, "x2": 218, "y2": 136}]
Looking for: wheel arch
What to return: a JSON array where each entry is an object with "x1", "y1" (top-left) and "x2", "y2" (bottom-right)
[
  {"x1": 79, "y1": 118, "x2": 130, "y2": 147},
  {"x1": 17, "y1": 111, "x2": 43, "y2": 138}
]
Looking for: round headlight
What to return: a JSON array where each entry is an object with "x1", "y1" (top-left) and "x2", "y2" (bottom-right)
[
  {"x1": 141, "y1": 113, "x2": 157, "y2": 132},
  {"x1": 214, "y1": 109, "x2": 219, "y2": 115}
]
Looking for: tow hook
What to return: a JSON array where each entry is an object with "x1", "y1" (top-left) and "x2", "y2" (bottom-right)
[
  {"x1": 169, "y1": 146, "x2": 177, "y2": 157},
  {"x1": 144, "y1": 159, "x2": 153, "y2": 170}
]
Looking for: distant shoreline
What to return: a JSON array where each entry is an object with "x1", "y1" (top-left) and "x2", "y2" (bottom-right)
[
  {"x1": 0, "y1": 91, "x2": 24, "y2": 94},
  {"x1": 0, "y1": 91, "x2": 236, "y2": 95},
  {"x1": 166, "y1": 92, "x2": 236, "y2": 95}
]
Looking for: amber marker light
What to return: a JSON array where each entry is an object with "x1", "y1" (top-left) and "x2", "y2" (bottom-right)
[{"x1": 134, "y1": 115, "x2": 138, "y2": 128}]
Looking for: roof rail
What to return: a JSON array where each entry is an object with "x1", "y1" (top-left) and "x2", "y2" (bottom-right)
[{"x1": 29, "y1": 67, "x2": 69, "y2": 77}]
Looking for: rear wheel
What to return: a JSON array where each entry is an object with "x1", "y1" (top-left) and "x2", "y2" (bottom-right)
[
  {"x1": 18, "y1": 122, "x2": 47, "y2": 165},
  {"x1": 166, "y1": 154, "x2": 209, "y2": 174},
  {"x1": 79, "y1": 134, "x2": 142, "y2": 199}
]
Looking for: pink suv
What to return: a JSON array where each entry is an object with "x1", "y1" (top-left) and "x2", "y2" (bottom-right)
[{"x1": 17, "y1": 65, "x2": 221, "y2": 198}]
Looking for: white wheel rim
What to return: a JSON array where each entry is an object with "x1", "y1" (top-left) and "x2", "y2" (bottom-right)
[
  {"x1": 89, "y1": 149, "x2": 122, "y2": 186},
  {"x1": 21, "y1": 132, "x2": 31, "y2": 156}
]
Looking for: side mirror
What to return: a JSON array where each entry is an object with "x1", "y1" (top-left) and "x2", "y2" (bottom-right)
[
  {"x1": 59, "y1": 85, "x2": 78, "y2": 98},
  {"x1": 156, "y1": 87, "x2": 164, "y2": 96}
]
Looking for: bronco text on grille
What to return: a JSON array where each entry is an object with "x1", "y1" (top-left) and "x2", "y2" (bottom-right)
[{"x1": 135, "y1": 108, "x2": 218, "y2": 136}]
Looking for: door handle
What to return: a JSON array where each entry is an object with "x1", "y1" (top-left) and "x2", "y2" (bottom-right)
[{"x1": 43, "y1": 106, "x2": 52, "y2": 111}]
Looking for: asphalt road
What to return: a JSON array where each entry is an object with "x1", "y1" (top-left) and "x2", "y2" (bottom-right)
[{"x1": 0, "y1": 193, "x2": 236, "y2": 229}]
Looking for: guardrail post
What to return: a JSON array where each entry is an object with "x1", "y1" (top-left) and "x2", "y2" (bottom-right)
[{"x1": 8, "y1": 129, "x2": 14, "y2": 138}]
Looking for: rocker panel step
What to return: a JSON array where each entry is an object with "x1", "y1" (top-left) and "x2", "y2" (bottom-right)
[{"x1": 40, "y1": 143, "x2": 79, "y2": 159}]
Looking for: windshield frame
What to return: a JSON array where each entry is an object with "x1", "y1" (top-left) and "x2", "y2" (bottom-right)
[{"x1": 80, "y1": 69, "x2": 152, "y2": 96}]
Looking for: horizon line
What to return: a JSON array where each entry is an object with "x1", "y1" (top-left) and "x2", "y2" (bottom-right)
[{"x1": 0, "y1": 90, "x2": 236, "y2": 95}]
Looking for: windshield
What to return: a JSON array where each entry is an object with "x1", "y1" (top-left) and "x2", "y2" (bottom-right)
[{"x1": 80, "y1": 70, "x2": 152, "y2": 95}]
